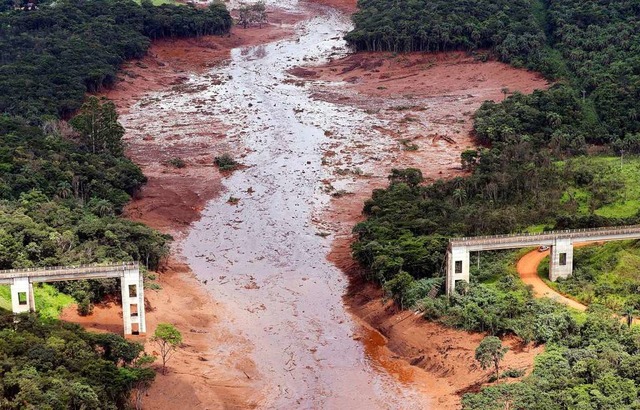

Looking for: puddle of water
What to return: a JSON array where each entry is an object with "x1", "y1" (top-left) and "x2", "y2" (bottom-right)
[{"x1": 134, "y1": 3, "x2": 430, "y2": 409}]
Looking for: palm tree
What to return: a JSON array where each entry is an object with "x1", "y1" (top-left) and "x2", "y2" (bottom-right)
[
  {"x1": 56, "y1": 182, "x2": 73, "y2": 199},
  {"x1": 622, "y1": 305, "x2": 637, "y2": 328},
  {"x1": 453, "y1": 188, "x2": 467, "y2": 206},
  {"x1": 93, "y1": 200, "x2": 114, "y2": 217}
]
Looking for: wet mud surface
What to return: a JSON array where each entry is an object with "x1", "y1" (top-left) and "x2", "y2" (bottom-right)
[
  {"x1": 181, "y1": 3, "x2": 430, "y2": 408},
  {"x1": 64, "y1": 1, "x2": 551, "y2": 408}
]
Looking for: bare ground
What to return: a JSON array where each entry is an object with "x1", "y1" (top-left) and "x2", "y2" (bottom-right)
[
  {"x1": 62, "y1": 12, "x2": 306, "y2": 409},
  {"x1": 305, "y1": 51, "x2": 550, "y2": 407},
  {"x1": 61, "y1": 4, "x2": 552, "y2": 408}
]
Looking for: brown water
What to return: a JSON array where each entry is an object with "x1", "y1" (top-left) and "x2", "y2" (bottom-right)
[{"x1": 175, "y1": 3, "x2": 429, "y2": 408}]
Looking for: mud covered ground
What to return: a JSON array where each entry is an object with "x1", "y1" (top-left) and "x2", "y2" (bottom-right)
[
  {"x1": 302, "y1": 50, "x2": 549, "y2": 407},
  {"x1": 63, "y1": 10, "x2": 308, "y2": 409},
  {"x1": 62, "y1": 1, "x2": 551, "y2": 408}
]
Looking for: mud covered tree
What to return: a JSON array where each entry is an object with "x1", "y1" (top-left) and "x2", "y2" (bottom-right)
[{"x1": 237, "y1": 1, "x2": 267, "y2": 29}]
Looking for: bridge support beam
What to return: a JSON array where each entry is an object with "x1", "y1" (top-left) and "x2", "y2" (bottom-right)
[
  {"x1": 446, "y1": 246, "x2": 470, "y2": 295},
  {"x1": 550, "y1": 238, "x2": 573, "y2": 281},
  {"x1": 10, "y1": 277, "x2": 35, "y2": 314},
  {"x1": 120, "y1": 267, "x2": 146, "y2": 336}
]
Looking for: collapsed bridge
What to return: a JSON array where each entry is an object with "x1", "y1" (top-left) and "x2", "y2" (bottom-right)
[
  {"x1": 0, "y1": 262, "x2": 145, "y2": 335},
  {"x1": 446, "y1": 225, "x2": 640, "y2": 295}
]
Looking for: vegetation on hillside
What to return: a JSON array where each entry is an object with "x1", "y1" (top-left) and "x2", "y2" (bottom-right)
[
  {"x1": 0, "y1": 0, "x2": 232, "y2": 120},
  {"x1": 349, "y1": 0, "x2": 640, "y2": 407},
  {"x1": 539, "y1": 241, "x2": 640, "y2": 312},
  {"x1": 347, "y1": 0, "x2": 640, "y2": 143},
  {"x1": 0, "y1": 312, "x2": 155, "y2": 409},
  {"x1": 0, "y1": 0, "x2": 233, "y2": 406}
]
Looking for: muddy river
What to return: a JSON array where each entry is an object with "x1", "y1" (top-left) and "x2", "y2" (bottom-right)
[{"x1": 163, "y1": 2, "x2": 429, "y2": 408}]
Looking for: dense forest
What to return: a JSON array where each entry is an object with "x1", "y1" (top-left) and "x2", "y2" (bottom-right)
[
  {"x1": 0, "y1": 312, "x2": 154, "y2": 409},
  {"x1": 0, "y1": 0, "x2": 232, "y2": 407},
  {"x1": 346, "y1": 0, "x2": 640, "y2": 142},
  {"x1": 349, "y1": 0, "x2": 640, "y2": 407},
  {"x1": 0, "y1": 0, "x2": 232, "y2": 120}
]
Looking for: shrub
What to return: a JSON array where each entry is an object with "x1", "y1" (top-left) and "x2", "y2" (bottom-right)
[{"x1": 214, "y1": 153, "x2": 239, "y2": 171}]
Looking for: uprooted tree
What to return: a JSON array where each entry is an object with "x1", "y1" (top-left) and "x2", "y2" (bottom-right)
[{"x1": 237, "y1": 1, "x2": 267, "y2": 29}]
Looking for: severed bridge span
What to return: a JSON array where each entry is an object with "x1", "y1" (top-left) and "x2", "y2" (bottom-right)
[
  {"x1": 446, "y1": 225, "x2": 640, "y2": 295},
  {"x1": 0, "y1": 262, "x2": 145, "y2": 335}
]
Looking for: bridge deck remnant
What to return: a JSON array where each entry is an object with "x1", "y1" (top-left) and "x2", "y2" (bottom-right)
[
  {"x1": 0, "y1": 262, "x2": 145, "y2": 335},
  {"x1": 446, "y1": 225, "x2": 640, "y2": 295}
]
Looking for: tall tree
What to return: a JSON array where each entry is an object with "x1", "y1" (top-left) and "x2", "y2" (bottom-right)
[
  {"x1": 475, "y1": 336, "x2": 509, "y2": 380},
  {"x1": 70, "y1": 97, "x2": 125, "y2": 156}
]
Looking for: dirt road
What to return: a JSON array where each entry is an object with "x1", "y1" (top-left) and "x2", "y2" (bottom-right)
[{"x1": 516, "y1": 250, "x2": 587, "y2": 311}]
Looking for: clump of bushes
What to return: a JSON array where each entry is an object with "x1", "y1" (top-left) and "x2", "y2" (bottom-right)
[
  {"x1": 215, "y1": 153, "x2": 240, "y2": 171},
  {"x1": 166, "y1": 157, "x2": 186, "y2": 168}
]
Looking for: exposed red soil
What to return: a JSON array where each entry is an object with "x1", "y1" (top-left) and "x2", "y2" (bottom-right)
[
  {"x1": 60, "y1": 3, "x2": 552, "y2": 407},
  {"x1": 62, "y1": 12, "x2": 306, "y2": 410},
  {"x1": 309, "y1": 51, "x2": 550, "y2": 407},
  {"x1": 327, "y1": 192, "x2": 544, "y2": 409},
  {"x1": 111, "y1": 9, "x2": 306, "y2": 237},
  {"x1": 518, "y1": 248, "x2": 588, "y2": 311},
  {"x1": 305, "y1": 0, "x2": 357, "y2": 13}
]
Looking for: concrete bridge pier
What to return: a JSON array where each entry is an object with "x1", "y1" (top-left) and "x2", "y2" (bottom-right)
[
  {"x1": 549, "y1": 238, "x2": 573, "y2": 281},
  {"x1": 10, "y1": 277, "x2": 35, "y2": 313},
  {"x1": 120, "y1": 267, "x2": 146, "y2": 335},
  {"x1": 446, "y1": 246, "x2": 470, "y2": 295}
]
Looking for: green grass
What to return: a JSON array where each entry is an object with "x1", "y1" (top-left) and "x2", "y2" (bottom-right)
[
  {"x1": 549, "y1": 241, "x2": 640, "y2": 310},
  {"x1": 0, "y1": 284, "x2": 75, "y2": 319},
  {"x1": 523, "y1": 224, "x2": 548, "y2": 234},
  {"x1": 593, "y1": 157, "x2": 640, "y2": 218},
  {"x1": 559, "y1": 187, "x2": 591, "y2": 214},
  {"x1": 0, "y1": 286, "x2": 11, "y2": 311},
  {"x1": 556, "y1": 156, "x2": 640, "y2": 218}
]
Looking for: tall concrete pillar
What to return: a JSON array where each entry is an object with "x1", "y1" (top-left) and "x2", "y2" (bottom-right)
[
  {"x1": 446, "y1": 246, "x2": 470, "y2": 295},
  {"x1": 120, "y1": 266, "x2": 146, "y2": 336},
  {"x1": 11, "y1": 277, "x2": 34, "y2": 313},
  {"x1": 549, "y1": 238, "x2": 573, "y2": 281}
]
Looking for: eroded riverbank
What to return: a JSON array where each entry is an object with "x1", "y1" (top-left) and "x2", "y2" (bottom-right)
[{"x1": 64, "y1": 1, "x2": 551, "y2": 408}]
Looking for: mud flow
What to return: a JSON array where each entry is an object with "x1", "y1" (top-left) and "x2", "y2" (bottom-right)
[{"x1": 171, "y1": 2, "x2": 429, "y2": 409}]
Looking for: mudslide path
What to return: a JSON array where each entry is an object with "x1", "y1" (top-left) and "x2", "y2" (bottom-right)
[
  {"x1": 516, "y1": 249, "x2": 587, "y2": 311},
  {"x1": 89, "y1": 0, "x2": 550, "y2": 406},
  {"x1": 179, "y1": 2, "x2": 429, "y2": 408}
]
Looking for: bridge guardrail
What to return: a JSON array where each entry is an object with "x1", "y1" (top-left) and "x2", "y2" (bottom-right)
[
  {"x1": 0, "y1": 262, "x2": 139, "y2": 278},
  {"x1": 450, "y1": 225, "x2": 640, "y2": 246}
]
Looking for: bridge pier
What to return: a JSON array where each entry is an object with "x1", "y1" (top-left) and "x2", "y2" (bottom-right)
[
  {"x1": 549, "y1": 238, "x2": 573, "y2": 281},
  {"x1": 10, "y1": 277, "x2": 35, "y2": 313},
  {"x1": 2, "y1": 262, "x2": 145, "y2": 336},
  {"x1": 446, "y1": 246, "x2": 470, "y2": 295},
  {"x1": 120, "y1": 267, "x2": 146, "y2": 336}
]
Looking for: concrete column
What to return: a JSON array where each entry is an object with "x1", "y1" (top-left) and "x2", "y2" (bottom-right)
[
  {"x1": 446, "y1": 246, "x2": 470, "y2": 295},
  {"x1": 120, "y1": 266, "x2": 146, "y2": 336},
  {"x1": 549, "y1": 238, "x2": 573, "y2": 281},
  {"x1": 11, "y1": 277, "x2": 34, "y2": 313}
]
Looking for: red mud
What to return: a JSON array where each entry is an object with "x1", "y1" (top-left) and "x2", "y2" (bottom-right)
[
  {"x1": 63, "y1": 12, "x2": 306, "y2": 410},
  {"x1": 61, "y1": 3, "x2": 552, "y2": 408},
  {"x1": 309, "y1": 51, "x2": 549, "y2": 407},
  {"x1": 305, "y1": 0, "x2": 357, "y2": 13}
]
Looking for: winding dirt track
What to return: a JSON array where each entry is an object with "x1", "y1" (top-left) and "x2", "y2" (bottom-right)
[{"x1": 516, "y1": 250, "x2": 587, "y2": 311}]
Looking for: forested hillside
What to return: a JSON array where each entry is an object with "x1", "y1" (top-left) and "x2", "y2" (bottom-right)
[
  {"x1": 0, "y1": 1, "x2": 232, "y2": 407},
  {"x1": 0, "y1": 0, "x2": 232, "y2": 119},
  {"x1": 347, "y1": 0, "x2": 640, "y2": 140},
  {"x1": 0, "y1": 312, "x2": 155, "y2": 409},
  {"x1": 349, "y1": 0, "x2": 640, "y2": 407}
]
